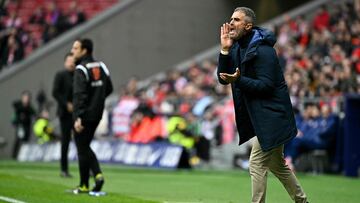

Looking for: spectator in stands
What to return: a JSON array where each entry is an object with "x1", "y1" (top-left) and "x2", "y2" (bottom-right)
[
  {"x1": 201, "y1": 60, "x2": 218, "y2": 88},
  {"x1": 45, "y1": 1, "x2": 60, "y2": 26},
  {"x1": 0, "y1": 1, "x2": 7, "y2": 17},
  {"x1": 312, "y1": 6, "x2": 330, "y2": 31},
  {"x1": 0, "y1": 33, "x2": 24, "y2": 67},
  {"x1": 29, "y1": 7, "x2": 46, "y2": 25},
  {"x1": 285, "y1": 104, "x2": 338, "y2": 171},
  {"x1": 214, "y1": 94, "x2": 236, "y2": 145},
  {"x1": 166, "y1": 69, "x2": 187, "y2": 94},
  {"x1": 66, "y1": 1, "x2": 86, "y2": 28},
  {"x1": 42, "y1": 24, "x2": 58, "y2": 43},
  {"x1": 179, "y1": 113, "x2": 200, "y2": 167},
  {"x1": 198, "y1": 107, "x2": 219, "y2": 163},
  {"x1": 11, "y1": 90, "x2": 36, "y2": 159},
  {"x1": 337, "y1": 59, "x2": 358, "y2": 93},
  {"x1": 126, "y1": 103, "x2": 166, "y2": 143},
  {"x1": 351, "y1": 42, "x2": 360, "y2": 74},
  {"x1": 142, "y1": 81, "x2": 167, "y2": 112},
  {"x1": 0, "y1": 16, "x2": 4, "y2": 31},
  {"x1": 42, "y1": 2, "x2": 63, "y2": 42},
  {"x1": 112, "y1": 77, "x2": 140, "y2": 138},
  {"x1": 5, "y1": 12, "x2": 21, "y2": 28},
  {"x1": 23, "y1": 30, "x2": 40, "y2": 56}
]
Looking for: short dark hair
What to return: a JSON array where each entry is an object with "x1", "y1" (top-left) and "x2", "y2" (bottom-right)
[
  {"x1": 64, "y1": 52, "x2": 73, "y2": 60},
  {"x1": 234, "y1": 7, "x2": 256, "y2": 24},
  {"x1": 78, "y1": 38, "x2": 93, "y2": 55}
]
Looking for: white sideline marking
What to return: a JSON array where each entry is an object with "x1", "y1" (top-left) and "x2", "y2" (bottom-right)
[{"x1": 0, "y1": 195, "x2": 27, "y2": 203}]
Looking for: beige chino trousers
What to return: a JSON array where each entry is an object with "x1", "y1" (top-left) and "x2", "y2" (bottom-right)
[{"x1": 249, "y1": 137, "x2": 307, "y2": 203}]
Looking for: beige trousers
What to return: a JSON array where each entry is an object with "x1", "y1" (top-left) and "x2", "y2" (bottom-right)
[{"x1": 249, "y1": 137, "x2": 307, "y2": 203}]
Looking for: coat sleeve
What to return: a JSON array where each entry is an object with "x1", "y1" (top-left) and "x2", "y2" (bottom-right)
[
  {"x1": 12, "y1": 101, "x2": 20, "y2": 125},
  {"x1": 99, "y1": 61, "x2": 113, "y2": 97},
  {"x1": 106, "y1": 76, "x2": 113, "y2": 97},
  {"x1": 319, "y1": 115, "x2": 338, "y2": 140},
  {"x1": 217, "y1": 53, "x2": 233, "y2": 85},
  {"x1": 237, "y1": 46, "x2": 277, "y2": 96},
  {"x1": 73, "y1": 68, "x2": 88, "y2": 119},
  {"x1": 52, "y1": 72, "x2": 67, "y2": 109}
]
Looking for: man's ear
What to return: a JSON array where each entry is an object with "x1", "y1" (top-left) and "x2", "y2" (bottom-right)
[
  {"x1": 245, "y1": 23, "x2": 253, "y2": 31},
  {"x1": 81, "y1": 49, "x2": 87, "y2": 56}
]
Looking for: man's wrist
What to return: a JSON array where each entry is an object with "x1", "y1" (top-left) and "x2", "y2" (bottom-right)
[{"x1": 220, "y1": 49, "x2": 229, "y2": 55}]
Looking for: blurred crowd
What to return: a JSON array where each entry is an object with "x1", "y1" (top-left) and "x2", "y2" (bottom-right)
[
  {"x1": 0, "y1": 0, "x2": 86, "y2": 70},
  {"x1": 273, "y1": 1, "x2": 360, "y2": 110},
  {"x1": 110, "y1": 62, "x2": 237, "y2": 165},
  {"x1": 270, "y1": 1, "x2": 360, "y2": 170}
]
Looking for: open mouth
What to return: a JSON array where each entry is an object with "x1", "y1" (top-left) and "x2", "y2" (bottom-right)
[{"x1": 229, "y1": 28, "x2": 236, "y2": 35}]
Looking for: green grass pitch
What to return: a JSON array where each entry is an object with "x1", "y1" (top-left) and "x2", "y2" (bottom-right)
[{"x1": 0, "y1": 161, "x2": 359, "y2": 203}]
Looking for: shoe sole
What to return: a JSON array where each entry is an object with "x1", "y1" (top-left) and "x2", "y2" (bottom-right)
[{"x1": 89, "y1": 191, "x2": 106, "y2": 196}]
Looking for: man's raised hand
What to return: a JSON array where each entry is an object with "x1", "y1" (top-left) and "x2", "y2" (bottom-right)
[{"x1": 220, "y1": 23, "x2": 233, "y2": 52}]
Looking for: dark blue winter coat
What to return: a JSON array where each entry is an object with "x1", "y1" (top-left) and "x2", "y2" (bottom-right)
[{"x1": 217, "y1": 27, "x2": 297, "y2": 151}]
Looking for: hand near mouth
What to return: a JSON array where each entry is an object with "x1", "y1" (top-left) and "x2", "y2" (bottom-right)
[{"x1": 220, "y1": 23, "x2": 233, "y2": 52}]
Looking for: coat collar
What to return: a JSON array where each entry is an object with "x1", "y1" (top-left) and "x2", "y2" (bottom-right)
[
  {"x1": 232, "y1": 27, "x2": 275, "y2": 64},
  {"x1": 76, "y1": 54, "x2": 94, "y2": 65},
  {"x1": 240, "y1": 29, "x2": 262, "y2": 64}
]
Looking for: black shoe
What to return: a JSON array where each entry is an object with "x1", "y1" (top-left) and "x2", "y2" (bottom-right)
[
  {"x1": 92, "y1": 173, "x2": 104, "y2": 192},
  {"x1": 60, "y1": 171, "x2": 72, "y2": 178}
]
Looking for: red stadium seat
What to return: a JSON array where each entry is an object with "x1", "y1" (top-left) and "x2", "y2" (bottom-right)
[{"x1": 2, "y1": 0, "x2": 118, "y2": 57}]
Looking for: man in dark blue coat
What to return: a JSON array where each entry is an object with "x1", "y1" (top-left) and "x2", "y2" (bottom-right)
[
  {"x1": 285, "y1": 104, "x2": 338, "y2": 168},
  {"x1": 217, "y1": 7, "x2": 308, "y2": 203}
]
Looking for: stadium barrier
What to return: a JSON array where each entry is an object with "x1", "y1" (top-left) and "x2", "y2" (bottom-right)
[{"x1": 17, "y1": 140, "x2": 183, "y2": 169}]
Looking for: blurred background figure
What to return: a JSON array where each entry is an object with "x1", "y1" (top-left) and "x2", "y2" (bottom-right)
[
  {"x1": 52, "y1": 52, "x2": 76, "y2": 178},
  {"x1": 11, "y1": 90, "x2": 35, "y2": 159},
  {"x1": 33, "y1": 108, "x2": 57, "y2": 145},
  {"x1": 285, "y1": 103, "x2": 339, "y2": 171},
  {"x1": 0, "y1": 32, "x2": 24, "y2": 68},
  {"x1": 112, "y1": 77, "x2": 140, "y2": 139}
]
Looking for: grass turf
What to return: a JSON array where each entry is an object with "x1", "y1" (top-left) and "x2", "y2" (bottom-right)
[{"x1": 0, "y1": 161, "x2": 359, "y2": 203}]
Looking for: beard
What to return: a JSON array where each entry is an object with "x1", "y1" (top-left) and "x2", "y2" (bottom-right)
[{"x1": 229, "y1": 28, "x2": 249, "y2": 40}]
